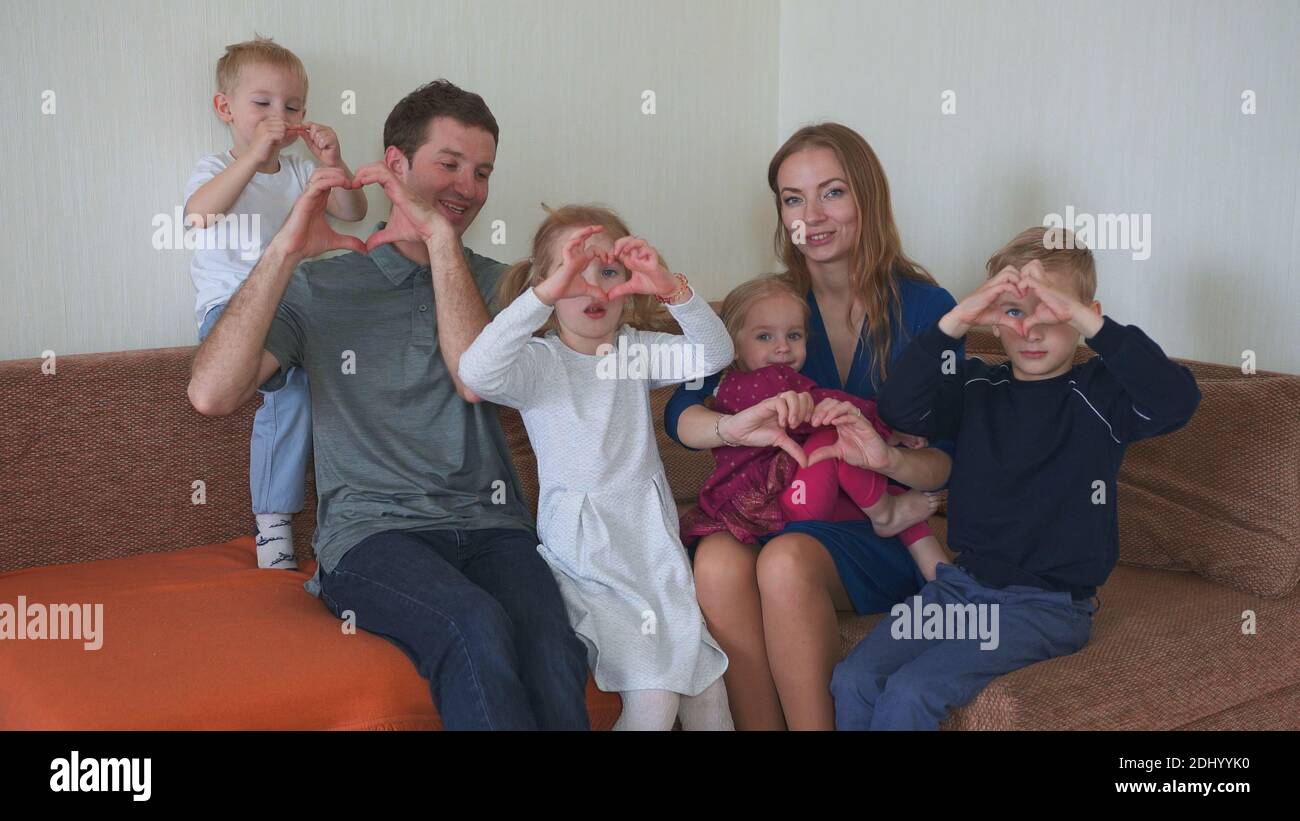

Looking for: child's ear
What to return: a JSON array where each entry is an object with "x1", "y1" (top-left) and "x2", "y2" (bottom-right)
[
  {"x1": 212, "y1": 93, "x2": 233, "y2": 124},
  {"x1": 1090, "y1": 299, "x2": 1102, "y2": 317}
]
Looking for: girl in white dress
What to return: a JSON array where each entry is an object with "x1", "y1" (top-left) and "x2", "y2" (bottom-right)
[{"x1": 458, "y1": 205, "x2": 734, "y2": 730}]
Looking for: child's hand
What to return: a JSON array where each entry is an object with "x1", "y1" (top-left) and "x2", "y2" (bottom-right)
[
  {"x1": 603, "y1": 237, "x2": 679, "y2": 302},
  {"x1": 888, "y1": 431, "x2": 929, "y2": 449},
  {"x1": 1018, "y1": 261, "x2": 1104, "y2": 338},
  {"x1": 252, "y1": 117, "x2": 296, "y2": 161},
  {"x1": 351, "y1": 162, "x2": 454, "y2": 251},
  {"x1": 939, "y1": 266, "x2": 1028, "y2": 338},
  {"x1": 532, "y1": 225, "x2": 613, "y2": 307},
  {"x1": 295, "y1": 122, "x2": 343, "y2": 168}
]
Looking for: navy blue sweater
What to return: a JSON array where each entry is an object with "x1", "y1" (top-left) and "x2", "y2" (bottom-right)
[{"x1": 876, "y1": 317, "x2": 1201, "y2": 600}]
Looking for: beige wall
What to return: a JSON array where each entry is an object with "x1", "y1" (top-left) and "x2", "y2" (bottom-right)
[
  {"x1": 0, "y1": 0, "x2": 779, "y2": 359},
  {"x1": 4, "y1": 0, "x2": 1298, "y2": 374},
  {"x1": 779, "y1": 0, "x2": 1300, "y2": 373}
]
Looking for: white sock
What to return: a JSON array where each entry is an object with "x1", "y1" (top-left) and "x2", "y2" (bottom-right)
[
  {"x1": 678, "y1": 678, "x2": 735, "y2": 731},
  {"x1": 613, "y1": 690, "x2": 681, "y2": 731},
  {"x1": 254, "y1": 513, "x2": 298, "y2": 570}
]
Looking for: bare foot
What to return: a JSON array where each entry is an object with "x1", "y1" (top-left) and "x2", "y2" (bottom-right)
[{"x1": 863, "y1": 488, "x2": 940, "y2": 538}]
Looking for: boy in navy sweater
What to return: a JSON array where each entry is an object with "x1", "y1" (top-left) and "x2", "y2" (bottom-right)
[{"x1": 824, "y1": 226, "x2": 1201, "y2": 730}]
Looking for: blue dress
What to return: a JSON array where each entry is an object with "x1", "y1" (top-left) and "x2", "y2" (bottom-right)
[{"x1": 664, "y1": 276, "x2": 961, "y2": 614}]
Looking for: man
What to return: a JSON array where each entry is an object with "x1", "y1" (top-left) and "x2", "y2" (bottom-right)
[{"x1": 189, "y1": 80, "x2": 590, "y2": 730}]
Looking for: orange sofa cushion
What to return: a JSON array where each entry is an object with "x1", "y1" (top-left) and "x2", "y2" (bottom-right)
[{"x1": 0, "y1": 537, "x2": 620, "y2": 729}]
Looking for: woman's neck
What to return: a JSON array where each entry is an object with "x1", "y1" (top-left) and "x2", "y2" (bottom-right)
[{"x1": 807, "y1": 259, "x2": 859, "y2": 314}]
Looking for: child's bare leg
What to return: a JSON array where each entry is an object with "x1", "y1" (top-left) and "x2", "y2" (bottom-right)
[
  {"x1": 856, "y1": 483, "x2": 940, "y2": 538},
  {"x1": 903, "y1": 534, "x2": 946, "y2": 582},
  {"x1": 891, "y1": 486, "x2": 946, "y2": 581}
]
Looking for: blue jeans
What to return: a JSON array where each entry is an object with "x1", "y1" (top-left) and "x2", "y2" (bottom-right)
[
  {"x1": 198, "y1": 303, "x2": 310, "y2": 514},
  {"x1": 318, "y1": 527, "x2": 591, "y2": 730},
  {"x1": 831, "y1": 562, "x2": 1095, "y2": 730}
]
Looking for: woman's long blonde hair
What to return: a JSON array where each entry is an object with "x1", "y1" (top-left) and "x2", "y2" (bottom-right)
[
  {"x1": 767, "y1": 123, "x2": 938, "y2": 387},
  {"x1": 494, "y1": 203, "x2": 671, "y2": 337}
]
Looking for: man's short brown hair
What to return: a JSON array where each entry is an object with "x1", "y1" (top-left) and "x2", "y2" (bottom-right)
[
  {"x1": 383, "y1": 80, "x2": 500, "y2": 163},
  {"x1": 986, "y1": 225, "x2": 1097, "y2": 301}
]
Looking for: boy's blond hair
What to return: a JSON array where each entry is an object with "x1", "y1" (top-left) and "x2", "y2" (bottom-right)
[
  {"x1": 216, "y1": 35, "x2": 309, "y2": 98},
  {"x1": 986, "y1": 226, "x2": 1097, "y2": 301}
]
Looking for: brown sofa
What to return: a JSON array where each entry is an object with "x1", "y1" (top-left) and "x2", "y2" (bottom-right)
[{"x1": 2, "y1": 323, "x2": 1297, "y2": 730}]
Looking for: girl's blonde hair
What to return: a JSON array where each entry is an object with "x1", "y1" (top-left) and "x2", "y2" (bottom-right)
[
  {"x1": 495, "y1": 203, "x2": 672, "y2": 337},
  {"x1": 767, "y1": 122, "x2": 938, "y2": 388},
  {"x1": 718, "y1": 273, "x2": 810, "y2": 374}
]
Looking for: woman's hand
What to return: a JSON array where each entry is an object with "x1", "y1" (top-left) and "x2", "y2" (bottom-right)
[
  {"x1": 804, "y1": 402, "x2": 897, "y2": 472},
  {"x1": 717, "y1": 390, "x2": 816, "y2": 467}
]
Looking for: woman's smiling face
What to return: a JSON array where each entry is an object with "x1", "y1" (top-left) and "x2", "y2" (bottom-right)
[{"x1": 776, "y1": 147, "x2": 859, "y2": 269}]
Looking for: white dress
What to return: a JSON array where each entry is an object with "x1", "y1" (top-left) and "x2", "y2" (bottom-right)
[{"x1": 459, "y1": 285, "x2": 733, "y2": 695}]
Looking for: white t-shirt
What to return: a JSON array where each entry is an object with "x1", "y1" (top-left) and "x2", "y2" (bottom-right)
[{"x1": 183, "y1": 150, "x2": 316, "y2": 325}]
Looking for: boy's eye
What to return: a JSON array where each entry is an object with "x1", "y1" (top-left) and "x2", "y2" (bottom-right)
[
  {"x1": 757, "y1": 333, "x2": 771, "y2": 342},
  {"x1": 286, "y1": 106, "x2": 300, "y2": 113},
  {"x1": 254, "y1": 101, "x2": 270, "y2": 106},
  {"x1": 789, "y1": 331, "x2": 803, "y2": 340}
]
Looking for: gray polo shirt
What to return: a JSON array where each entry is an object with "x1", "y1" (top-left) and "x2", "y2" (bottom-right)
[{"x1": 262, "y1": 231, "x2": 537, "y2": 597}]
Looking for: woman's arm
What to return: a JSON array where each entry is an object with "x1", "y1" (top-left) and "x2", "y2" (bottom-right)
[{"x1": 804, "y1": 400, "x2": 953, "y2": 491}]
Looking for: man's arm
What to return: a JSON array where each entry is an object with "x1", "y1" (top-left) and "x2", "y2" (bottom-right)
[
  {"x1": 350, "y1": 161, "x2": 489, "y2": 403},
  {"x1": 428, "y1": 233, "x2": 491, "y2": 402},
  {"x1": 188, "y1": 244, "x2": 298, "y2": 416},
  {"x1": 188, "y1": 167, "x2": 366, "y2": 416}
]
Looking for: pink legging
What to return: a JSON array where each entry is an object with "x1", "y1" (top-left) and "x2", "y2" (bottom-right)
[{"x1": 777, "y1": 428, "x2": 932, "y2": 547}]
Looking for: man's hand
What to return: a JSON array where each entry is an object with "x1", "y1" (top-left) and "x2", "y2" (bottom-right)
[
  {"x1": 266, "y1": 167, "x2": 368, "y2": 262},
  {"x1": 350, "y1": 162, "x2": 455, "y2": 252}
]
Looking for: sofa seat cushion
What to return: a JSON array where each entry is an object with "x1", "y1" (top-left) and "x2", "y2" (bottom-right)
[
  {"x1": 836, "y1": 556, "x2": 1300, "y2": 730},
  {"x1": 0, "y1": 538, "x2": 621, "y2": 729}
]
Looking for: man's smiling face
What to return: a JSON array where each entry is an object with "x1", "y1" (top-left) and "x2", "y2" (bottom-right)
[{"x1": 400, "y1": 116, "x2": 496, "y2": 238}]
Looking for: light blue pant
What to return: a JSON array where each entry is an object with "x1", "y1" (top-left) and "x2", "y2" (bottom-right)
[
  {"x1": 198, "y1": 303, "x2": 311, "y2": 515},
  {"x1": 831, "y1": 562, "x2": 1095, "y2": 730}
]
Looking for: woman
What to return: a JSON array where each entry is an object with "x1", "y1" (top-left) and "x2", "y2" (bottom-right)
[{"x1": 664, "y1": 123, "x2": 961, "y2": 729}]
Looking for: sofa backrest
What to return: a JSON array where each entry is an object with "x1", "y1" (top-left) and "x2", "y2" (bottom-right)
[{"x1": 4, "y1": 326, "x2": 1297, "y2": 599}]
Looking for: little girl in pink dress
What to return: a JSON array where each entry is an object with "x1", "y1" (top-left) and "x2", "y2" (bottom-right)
[{"x1": 681, "y1": 276, "x2": 943, "y2": 575}]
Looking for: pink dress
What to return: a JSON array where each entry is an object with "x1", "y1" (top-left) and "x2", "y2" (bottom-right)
[{"x1": 680, "y1": 364, "x2": 932, "y2": 548}]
